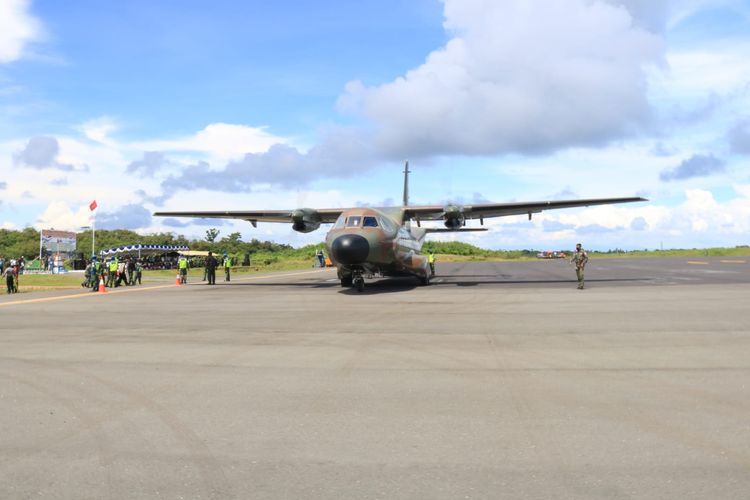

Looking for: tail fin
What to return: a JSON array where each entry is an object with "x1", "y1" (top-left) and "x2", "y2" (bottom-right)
[{"x1": 402, "y1": 160, "x2": 410, "y2": 207}]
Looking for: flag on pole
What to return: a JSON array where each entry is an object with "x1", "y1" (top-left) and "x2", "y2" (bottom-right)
[{"x1": 89, "y1": 200, "x2": 97, "y2": 211}]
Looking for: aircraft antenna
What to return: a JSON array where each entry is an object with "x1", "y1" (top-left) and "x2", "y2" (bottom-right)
[{"x1": 402, "y1": 160, "x2": 410, "y2": 207}]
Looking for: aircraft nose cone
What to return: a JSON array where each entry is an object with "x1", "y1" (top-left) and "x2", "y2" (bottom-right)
[{"x1": 331, "y1": 234, "x2": 369, "y2": 265}]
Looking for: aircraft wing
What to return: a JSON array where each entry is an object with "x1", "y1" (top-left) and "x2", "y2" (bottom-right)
[
  {"x1": 153, "y1": 209, "x2": 345, "y2": 225},
  {"x1": 404, "y1": 197, "x2": 647, "y2": 221}
]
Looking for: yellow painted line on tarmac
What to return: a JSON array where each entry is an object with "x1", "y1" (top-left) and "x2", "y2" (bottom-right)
[
  {"x1": 0, "y1": 269, "x2": 331, "y2": 308},
  {"x1": 0, "y1": 284, "x2": 177, "y2": 308},
  {"x1": 687, "y1": 261, "x2": 709, "y2": 265},
  {"x1": 720, "y1": 260, "x2": 746, "y2": 264}
]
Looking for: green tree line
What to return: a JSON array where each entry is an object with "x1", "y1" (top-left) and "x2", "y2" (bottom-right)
[
  {"x1": 0, "y1": 227, "x2": 328, "y2": 264},
  {"x1": 0, "y1": 228, "x2": 41, "y2": 259},
  {"x1": 423, "y1": 241, "x2": 537, "y2": 259},
  {"x1": 0, "y1": 227, "x2": 587, "y2": 262},
  {"x1": 6, "y1": 227, "x2": 744, "y2": 264}
]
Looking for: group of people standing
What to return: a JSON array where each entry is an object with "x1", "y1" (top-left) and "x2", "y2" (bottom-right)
[
  {"x1": 178, "y1": 252, "x2": 232, "y2": 285},
  {"x1": 82, "y1": 256, "x2": 143, "y2": 291}
]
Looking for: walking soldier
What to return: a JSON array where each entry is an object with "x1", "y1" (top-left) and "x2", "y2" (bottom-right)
[{"x1": 570, "y1": 243, "x2": 589, "y2": 289}]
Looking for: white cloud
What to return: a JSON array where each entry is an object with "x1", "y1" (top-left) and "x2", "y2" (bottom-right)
[
  {"x1": 652, "y1": 45, "x2": 750, "y2": 102},
  {"x1": 496, "y1": 187, "x2": 750, "y2": 249},
  {"x1": 338, "y1": 0, "x2": 664, "y2": 158},
  {"x1": 78, "y1": 117, "x2": 119, "y2": 145},
  {"x1": 0, "y1": 0, "x2": 42, "y2": 64},
  {"x1": 130, "y1": 123, "x2": 288, "y2": 164},
  {"x1": 35, "y1": 200, "x2": 92, "y2": 231}
]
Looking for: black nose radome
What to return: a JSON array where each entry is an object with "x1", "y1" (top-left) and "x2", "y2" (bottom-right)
[{"x1": 331, "y1": 234, "x2": 369, "y2": 265}]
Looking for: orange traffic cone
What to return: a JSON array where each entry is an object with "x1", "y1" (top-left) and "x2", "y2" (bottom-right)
[
  {"x1": 98, "y1": 277, "x2": 107, "y2": 294},
  {"x1": 175, "y1": 274, "x2": 181, "y2": 285}
]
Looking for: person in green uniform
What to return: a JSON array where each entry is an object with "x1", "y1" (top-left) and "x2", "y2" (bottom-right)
[
  {"x1": 428, "y1": 251, "x2": 436, "y2": 276},
  {"x1": 223, "y1": 254, "x2": 231, "y2": 282},
  {"x1": 82, "y1": 262, "x2": 92, "y2": 288},
  {"x1": 107, "y1": 258, "x2": 118, "y2": 288},
  {"x1": 570, "y1": 243, "x2": 589, "y2": 290},
  {"x1": 178, "y1": 255, "x2": 189, "y2": 284},
  {"x1": 90, "y1": 256, "x2": 101, "y2": 291},
  {"x1": 134, "y1": 260, "x2": 143, "y2": 285}
]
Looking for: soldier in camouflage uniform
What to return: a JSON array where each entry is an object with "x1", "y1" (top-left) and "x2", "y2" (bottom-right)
[{"x1": 570, "y1": 243, "x2": 589, "y2": 289}]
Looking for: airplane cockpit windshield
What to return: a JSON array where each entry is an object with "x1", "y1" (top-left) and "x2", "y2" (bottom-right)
[
  {"x1": 378, "y1": 216, "x2": 397, "y2": 233},
  {"x1": 363, "y1": 216, "x2": 378, "y2": 227},
  {"x1": 333, "y1": 214, "x2": 383, "y2": 230},
  {"x1": 346, "y1": 216, "x2": 362, "y2": 227}
]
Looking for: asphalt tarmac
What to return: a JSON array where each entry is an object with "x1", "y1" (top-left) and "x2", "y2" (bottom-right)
[{"x1": 1, "y1": 257, "x2": 749, "y2": 499}]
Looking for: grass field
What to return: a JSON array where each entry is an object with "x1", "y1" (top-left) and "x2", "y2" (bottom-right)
[
  {"x1": 437, "y1": 246, "x2": 750, "y2": 262},
  {"x1": 589, "y1": 247, "x2": 750, "y2": 258}
]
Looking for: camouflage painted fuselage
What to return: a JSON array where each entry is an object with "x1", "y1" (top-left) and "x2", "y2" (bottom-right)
[{"x1": 324, "y1": 207, "x2": 430, "y2": 281}]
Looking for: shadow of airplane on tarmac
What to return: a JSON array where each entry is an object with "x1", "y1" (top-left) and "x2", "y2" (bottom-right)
[{"x1": 194, "y1": 276, "x2": 652, "y2": 293}]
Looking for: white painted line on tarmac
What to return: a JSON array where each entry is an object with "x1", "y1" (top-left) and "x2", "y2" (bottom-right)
[
  {"x1": 233, "y1": 268, "x2": 331, "y2": 281},
  {"x1": 687, "y1": 261, "x2": 709, "y2": 265},
  {"x1": 187, "y1": 268, "x2": 331, "y2": 285},
  {"x1": 720, "y1": 260, "x2": 746, "y2": 264}
]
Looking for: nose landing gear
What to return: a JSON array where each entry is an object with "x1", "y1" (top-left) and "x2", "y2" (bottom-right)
[
  {"x1": 353, "y1": 274, "x2": 365, "y2": 292},
  {"x1": 339, "y1": 268, "x2": 365, "y2": 292}
]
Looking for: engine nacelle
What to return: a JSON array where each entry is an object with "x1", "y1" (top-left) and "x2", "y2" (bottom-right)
[
  {"x1": 291, "y1": 209, "x2": 321, "y2": 233},
  {"x1": 443, "y1": 205, "x2": 465, "y2": 230}
]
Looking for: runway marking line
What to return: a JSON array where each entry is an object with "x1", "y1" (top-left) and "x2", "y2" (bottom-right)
[
  {"x1": 0, "y1": 268, "x2": 331, "y2": 308},
  {"x1": 190, "y1": 268, "x2": 329, "y2": 285},
  {"x1": 687, "y1": 261, "x2": 709, "y2": 265},
  {"x1": 0, "y1": 284, "x2": 177, "y2": 308},
  {"x1": 720, "y1": 260, "x2": 746, "y2": 264}
]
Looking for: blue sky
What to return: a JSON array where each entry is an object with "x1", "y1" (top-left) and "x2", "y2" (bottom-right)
[{"x1": 1, "y1": 0, "x2": 749, "y2": 250}]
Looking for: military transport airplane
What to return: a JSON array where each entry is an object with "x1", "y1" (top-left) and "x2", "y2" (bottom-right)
[{"x1": 154, "y1": 163, "x2": 646, "y2": 291}]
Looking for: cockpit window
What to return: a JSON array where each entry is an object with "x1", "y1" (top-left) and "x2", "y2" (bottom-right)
[
  {"x1": 333, "y1": 214, "x2": 346, "y2": 229},
  {"x1": 345, "y1": 216, "x2": 362, "y2": 227},
  {"x1": 363, "y1": 216, "x2": 379, "y2": 227},
  {"x1": 379, "y1": 216, "x2": 397, "y2": 233}
]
